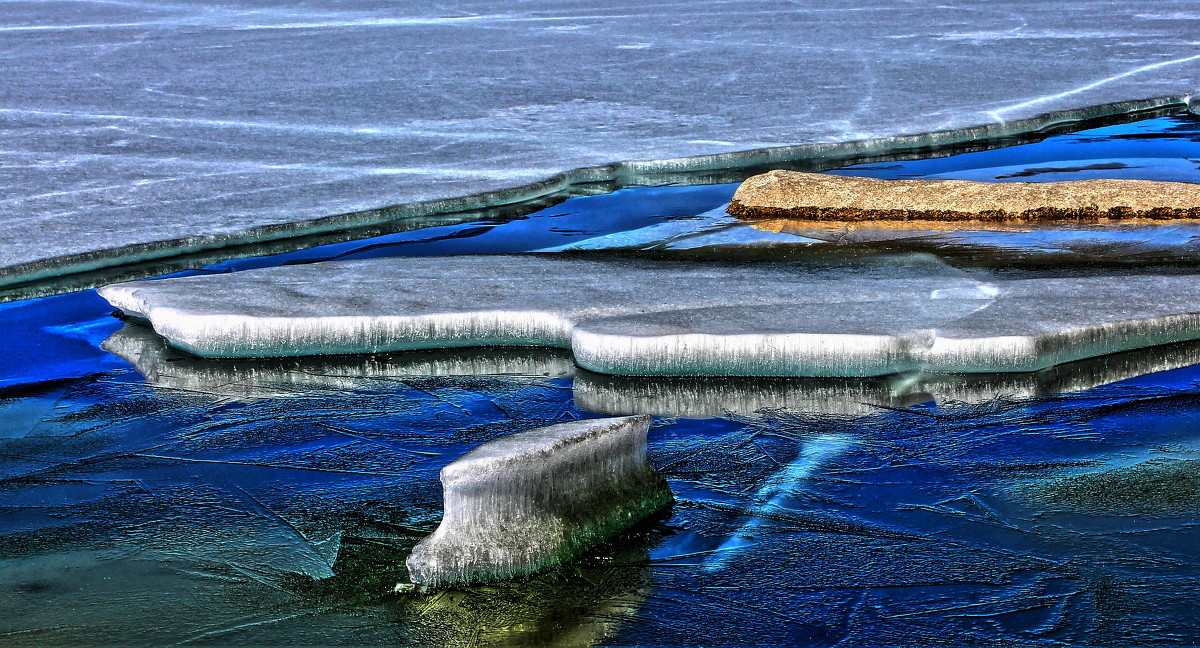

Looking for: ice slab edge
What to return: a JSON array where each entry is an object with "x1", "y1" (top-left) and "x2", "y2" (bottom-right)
[
  {"x1": 405, "y1": 415, "x2": 671, "y2": 587},
  {"x1": 104, "y1": 322, "x2": 1200, "y2": 416},
  {"x1": 98, "y1": 255, "x2": 1200, "y2": 377},
  {"x1": 2, "y1": 95, "x2": 1187, "y2": 292}
]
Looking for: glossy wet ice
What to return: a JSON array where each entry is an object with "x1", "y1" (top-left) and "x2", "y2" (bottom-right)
[{"x1": 4, "y1": 116, "x2": 1200, "y2": 645}]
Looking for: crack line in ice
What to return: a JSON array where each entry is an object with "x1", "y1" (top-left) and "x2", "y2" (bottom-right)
[
  {"x1": 988, "y1": 55, "x2": 1200, "y2": 120},
  {"x1": 706, "y1": 434, "x2": 852, "y2": 571}
]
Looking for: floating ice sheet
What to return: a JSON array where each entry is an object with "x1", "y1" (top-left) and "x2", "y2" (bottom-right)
[
  {"x1": 12, "y1": 114, "x2": 1200, "y2": 301},
  {"x1": 101, "y1": 254, "x2": 1200, "y2": 376},
  {"x1": 4, "y1": 0, "x2": 1200, "y2": 284}
]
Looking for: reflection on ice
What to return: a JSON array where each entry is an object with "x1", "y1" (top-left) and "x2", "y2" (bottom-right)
[
  {"x1": 392, "y1": 532, "x2": 656, "y2": 648},
  {"x1": 751, "y1": 216, "x2": 1200, "y2": 265},
  {"x1": 106, "y1": 323, "x2": 1200, "y2": 418},
  {"x1": 102, "y1": 323, "x2": 573, "y2": 398},
  {"x1": 583, "y1": 338, "x2": 1200, "y2": 414}
]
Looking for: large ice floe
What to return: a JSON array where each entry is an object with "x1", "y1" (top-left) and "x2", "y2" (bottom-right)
[
  {"x1": 100, "y1": 253, "x2": 1200, "y2": 377},
  {"x1": 406, "y1": 415, "x2": 671, "y2": 586},
  {"x1": 5, "y1": 0, "x2": 1200, "y2": 286}
]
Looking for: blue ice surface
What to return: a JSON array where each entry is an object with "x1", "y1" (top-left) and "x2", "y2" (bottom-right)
[{"x1": 4, "y1": 115, "x2": 1200, "y2": 645}]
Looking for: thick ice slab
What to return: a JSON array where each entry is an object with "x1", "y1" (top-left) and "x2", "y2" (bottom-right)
[
  {"x1": 103, "y1": 323, "x2": 1200, "y2": 416},
  {"x1": 576, "y1": 338, "x2": 1200, "y2": 417},
  {"x1": 101, "y1": 323, "x2": 573, "y2": 398},
  {"x1": 100, "y1": 255, "x2": 1200, "y2": 377},
  {"x1": 3, "y1": 0, "x2": 1200, "y2": 284},
  {"x1": 406, "y1": 416, "x2": 671, "y2": 586}
]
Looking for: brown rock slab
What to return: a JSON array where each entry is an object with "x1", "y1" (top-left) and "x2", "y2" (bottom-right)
[{"x1": 727, "y1": 170, "x2": 1200, "y2": 222}]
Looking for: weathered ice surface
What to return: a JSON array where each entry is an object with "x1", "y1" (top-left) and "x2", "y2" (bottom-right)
[
  {"x1": 100, "y1": 254, "x2": 1200, "y2": 376},
  {"x1": 406, "y1": 415, "x2": 671, "y2": 586},
  {"x1": 1016, "y1": 457, "x2": 1200, "y2": 514},
  {"x1": 3, "y1": 1, "x2": 1200, "y2": 283},
  {"x1": 728, "y1": 170, "x2": 1200, "y2": 221},
  {"x1": 101, "y1": 323, "x2": 573, "y2": 398}
]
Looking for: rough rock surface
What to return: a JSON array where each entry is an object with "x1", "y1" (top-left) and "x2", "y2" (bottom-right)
[
  {"x1": 728, "y1": 170, "x2": 1200, "y2": 222},
  {"x1": 405, "y1": 415, "x2": 671, "y2": 586}
]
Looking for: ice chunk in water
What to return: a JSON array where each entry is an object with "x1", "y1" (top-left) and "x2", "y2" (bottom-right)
[
  {"x1": 406, "y1": 415, "x2": 672, "y2": 586},
  {"x1": 99, "y1": 255, "x2": 1200, "y2": 377}
]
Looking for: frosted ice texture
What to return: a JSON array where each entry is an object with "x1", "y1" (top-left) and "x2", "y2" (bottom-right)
[
  {"x1": 100, "y1": 254, "x2": 1200, "y2": 377},
  {"x1": 405, "y1": 415, "x2": 671, "y2": 586},
  {"x1": 3, "y1": 0, "x2": 1200, "y2": 283}
]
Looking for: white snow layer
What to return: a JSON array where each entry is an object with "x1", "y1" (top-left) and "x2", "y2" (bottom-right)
[
  {"x1": 406, "y1": 415, "x2": 671, "y2": 586},
  {"x1": 3, "y1": 1, "x2": 1200, "y2": 283},
  {"x1": 98, "y1": 254, "x2": 1200, "y2": 377}
]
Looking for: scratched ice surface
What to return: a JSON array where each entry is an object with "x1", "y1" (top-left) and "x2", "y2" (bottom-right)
[
  {"x1": 4, "y1": 0, "x2": 1200, "y2": 281},
  {"x1": 5, "y1": 119, "x2": 1200, "y2": 645}
]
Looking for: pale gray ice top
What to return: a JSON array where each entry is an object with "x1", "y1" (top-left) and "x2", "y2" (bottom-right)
[
  {"x1": 99, "y1": 254, "x2": 1200, "y2": 377},
  {"x1": 4, "y1": 1, "x2": 1200, "y2": 282}
]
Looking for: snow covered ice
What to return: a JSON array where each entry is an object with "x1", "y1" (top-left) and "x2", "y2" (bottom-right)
[
  {"x1": 4, "y1": 1, "x2": 1200, "y2": 284},
  {"x1": 406, "y1": 415, "x2": 671, "y2": 586},
  {"x1": 100, "y1": 254, "x2": 1200, "y2": 377}
]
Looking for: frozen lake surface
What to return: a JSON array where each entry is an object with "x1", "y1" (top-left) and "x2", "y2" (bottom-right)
[
  {"x1": 3, "y1": 118, "x2": 1200, "y2": 644},
  {"x1": 3, "y1": 0, "x2": 1200, "y2": 283}
]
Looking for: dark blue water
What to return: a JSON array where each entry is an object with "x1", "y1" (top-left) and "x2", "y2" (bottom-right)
[{"x1": 3, "y1": 115, "x2": 1200, "y2": 646}]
